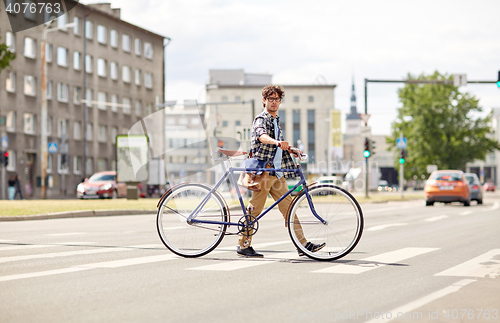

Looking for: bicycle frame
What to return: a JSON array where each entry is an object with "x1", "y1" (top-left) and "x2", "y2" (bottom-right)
[{"x1": 186, "y1": 158, "x2": 327, "y2": 227}]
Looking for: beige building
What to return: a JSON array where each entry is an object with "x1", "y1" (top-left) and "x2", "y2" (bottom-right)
[
  {"x1": 0, "y1": 2, "x2": 165, "y2": 198},
  {"x1": 205, "y1": 69, "x2": 337, "y2": 177}
]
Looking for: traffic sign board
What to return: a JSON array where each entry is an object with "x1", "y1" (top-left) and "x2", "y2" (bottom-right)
[
  {"x1": 48, "y1": 142, "x2": 58, "y2": 153},
  {"x1": 1, "y1": 136, "x2": 8, "y2": 149},
  {"x1": 396, "y1": 137, "x2": 407, "y2": 149}
]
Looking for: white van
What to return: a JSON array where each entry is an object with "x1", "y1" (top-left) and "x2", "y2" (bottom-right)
[{"x1": 316, "y1": 176, "x2": 343, "y2": 186}]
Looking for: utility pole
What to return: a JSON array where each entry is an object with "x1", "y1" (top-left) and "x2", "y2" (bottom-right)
[{"x1": 399, "y1": 133, "x2": 404, "y2": 199}]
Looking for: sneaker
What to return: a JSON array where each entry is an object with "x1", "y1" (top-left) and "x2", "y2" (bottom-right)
[
  {"x1": 237, "y1": 246, "x2": 263, "y2": 258},
  {"x1": 297, "y1": 242, "x2": 326, "y2": 256}
]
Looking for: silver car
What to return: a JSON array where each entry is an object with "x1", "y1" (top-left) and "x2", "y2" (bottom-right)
[{"x1": 464, "y1": 173, "x2": 483, "y2": 204}]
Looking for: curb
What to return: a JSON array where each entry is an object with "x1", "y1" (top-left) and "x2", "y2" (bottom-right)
[{"x1": 0, "y1": 209, "x2": 157, "y2": 222}]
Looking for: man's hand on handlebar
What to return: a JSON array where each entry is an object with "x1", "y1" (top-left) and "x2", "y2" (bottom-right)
[{"x1": 276, "y1": 140, "x2": 290, "y2": 150}]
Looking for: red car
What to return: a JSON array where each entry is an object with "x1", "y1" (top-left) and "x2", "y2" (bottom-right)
[
  {"x1": 77, "y1": 171, "x2": 127, "y2": 199},
  {"x1": 483, "y1": 182, "x2": 496, "y2": 192}
]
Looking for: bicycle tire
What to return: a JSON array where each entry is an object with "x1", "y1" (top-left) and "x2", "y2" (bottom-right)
[
  {"x1": 287, "y1": 184, "x2": 363, "y2": 261},
  {"x1": 157, "y1": 183, "x2": 228, "y2": 257}
]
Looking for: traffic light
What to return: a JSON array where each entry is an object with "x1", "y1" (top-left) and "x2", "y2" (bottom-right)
[
  {"x1": 497, "y1": 71, "x2": 500, "y2": 88},
  {"x1": 3, "y1": 151, "x2": 8, "y2": 167},
  {"x1": 370, "y1": 140, "x2": 376, "y2": 156},
  {"x1": 363, "y1": 138, "x2": 370, "y2": 158},
  {"x1": 399, "y1": 150, "x2": 406, "y2": 164}
]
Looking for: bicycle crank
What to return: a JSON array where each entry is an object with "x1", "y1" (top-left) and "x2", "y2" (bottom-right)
[{"x1": 237, "y1": 215, "x2": 259, "y2": 237}]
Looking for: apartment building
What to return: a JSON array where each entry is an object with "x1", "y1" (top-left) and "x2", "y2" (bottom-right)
[
  {"x1": 0, "y1": 2, "x2": 165, "y2": 198},
  {"x1": 205, "y1": 69, "x2": 337, "y2": 177}
]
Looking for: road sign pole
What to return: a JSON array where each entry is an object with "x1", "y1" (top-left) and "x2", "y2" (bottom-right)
[{"x1": 399, "y1": 133, "x2": 404, "y2": 199}]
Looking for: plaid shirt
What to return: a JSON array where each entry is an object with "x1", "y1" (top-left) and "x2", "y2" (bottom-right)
[{"x1": 250, "y1": 110, "x2": 297, "y2": 178}]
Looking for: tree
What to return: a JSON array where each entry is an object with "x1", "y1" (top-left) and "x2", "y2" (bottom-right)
[
  {"x1": 387, "y1": 71, "x2": 499, "y2": 180},
  {"x1": 0, "y1": 36, "x2": 16, "y2": 72}
]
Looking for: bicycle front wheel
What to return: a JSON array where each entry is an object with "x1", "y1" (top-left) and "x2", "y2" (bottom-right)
[
  {"x1": 287, "y1": 185, "x2": 363, "y2": 261},
  {"x1": 157, "y1": 183, "x2": 228, "y2": 257}
]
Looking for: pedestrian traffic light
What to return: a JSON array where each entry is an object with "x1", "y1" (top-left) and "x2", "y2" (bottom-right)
[
  {"x1": 3, "y1": 151, "x2": 8, "y2": 167},
  {"x1": 497, "y1": 71, "x2": 500, "y2": 88},
  {"x1": 0, "y1": 151, "x2": 3, "y2": 165},
  {"x1": 399, "y1": 150, "x2": 406, "y2": 164},
  {"x1": 363, "y1": 138, "x2": 370, "y2": 158}
]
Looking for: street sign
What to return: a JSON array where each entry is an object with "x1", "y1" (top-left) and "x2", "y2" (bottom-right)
[
  {"x1": 453, "y1": 74, "x2": 467, "y2": 87},
  {"x1": 48, "y1": 142, "x2": 58, "y2": 153},
  {"x1": 1, "y1": 136, "x2": 8, "y2": 149},
  {"x1": 359, "y1": 113, "x2": 370, "y2": 126},
  {"x1": 396, "y1": 137, "x2": 407, "y2": 149}
]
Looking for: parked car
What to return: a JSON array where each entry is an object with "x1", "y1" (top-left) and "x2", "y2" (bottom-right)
[
  {"x1": 378, "y1": 180, "x2": 389, "y2": 192},
  {"x1": 464, "y1": 173, "x2": 483, "y2": 204},
  {"x1": 286, "y1": 179, "x2": 303, "y2": 196},
  {"x1": 77, "y1": 171, "x2": 127, "y2": 199},
  {"x1": 483, "y1": 182, "x2": 496, "y2": 192},
  {"x1": 424, "y1": 170, "x2": 471, "y2": 206},
  {"x1": 316, "y1": 176, "x2": 343, "y2": 186}
]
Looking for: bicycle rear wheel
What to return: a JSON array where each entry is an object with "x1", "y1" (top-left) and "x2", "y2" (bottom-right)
[
  {"x1": 157, "y1": 183, "x2": 228, "y2": 257},
  {"x1": 287, "y1": 185, "x2": 363, "y2": 261}
]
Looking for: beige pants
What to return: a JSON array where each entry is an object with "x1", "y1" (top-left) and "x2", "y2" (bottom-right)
[{"x1": 238, "y1": 175, "x2": 306, "y2": 248}]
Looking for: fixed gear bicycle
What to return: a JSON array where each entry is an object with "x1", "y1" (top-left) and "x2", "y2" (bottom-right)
[{"x1": 156, "y1": 147, "x2": 363, "y2": 261}]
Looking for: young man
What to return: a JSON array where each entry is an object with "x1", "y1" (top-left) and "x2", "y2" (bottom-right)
[{"x1": 237, "y1": 85, "x2": 325, "y2": 258}]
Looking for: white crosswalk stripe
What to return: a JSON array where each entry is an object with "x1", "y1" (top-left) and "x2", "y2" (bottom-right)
[
  {"x1": 435, "y1": 249, "x2": 500, "y2": 278},
  {"x1": 0, "y1": 242, "x2": 98, "y2": 251},
  {"x1": 312, "y1": 248, "x2": 439, "y2": 274},
  {"x1": 188, "y1": 252, "x2": 299, "y2": 271}
]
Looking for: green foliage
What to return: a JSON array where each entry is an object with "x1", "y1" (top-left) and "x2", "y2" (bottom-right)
[
  {"x1": 0, "y1": 36, "x2": 16, "y2": 72},
  {"x1": 387, "y1": 71, "x2": 499, "y2": 180}
]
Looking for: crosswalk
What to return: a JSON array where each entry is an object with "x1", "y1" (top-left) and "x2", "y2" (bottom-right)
[{"x1": 1, "y1": 239, "x2": 500, "y2": 282}]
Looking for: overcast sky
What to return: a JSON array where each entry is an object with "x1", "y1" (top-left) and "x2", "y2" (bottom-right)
[{"x1": 82, "y1": 0, "x2": 500, "y2": 135}]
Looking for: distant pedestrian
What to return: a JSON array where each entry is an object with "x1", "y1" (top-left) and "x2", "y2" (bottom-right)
[
  {"x1": 7, "y1": 175, "x2": 16, "y2": 200},
  {"x1": 14, "y1": 174, "x2": 23, "y2": 200}
]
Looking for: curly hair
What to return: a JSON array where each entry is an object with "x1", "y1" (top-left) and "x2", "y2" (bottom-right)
[{"x1": 262, "y1": 85, "x2": 285, "y2": 107}]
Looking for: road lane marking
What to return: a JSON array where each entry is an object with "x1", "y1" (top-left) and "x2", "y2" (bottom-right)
[
  {"x1": 366, "y1": 223, "x2": 407, "y2": 231},
  {"x1": 187, "y1": 252, "x2": 298, "y2": 271},
  {"x1": 435, "y1": 249, "x2": 500, "y2": 278},
  {"x1": 46, "y1": 233, "x2": 86, "y2": 237},
  {"x1": 312, "y1": 248, "x2": 439, "y2": 274},
  {"x1": 0, "y1": 242, "x2": 98, "y2": 251},
  {"x1": 0, "y1": 244, "x2": 160, "y2": 264},
  {"x1": 363, "y1": 205, "x2": 418, "y2": 214},
  {"x1": 0, "y1": 267, "x2": 91, "y2": 282},
  {"x1": 0, "y1": 240, "x2": 16, "y2": 243},
  {"x1": 460, "y1": 211, "x2": 473, "y2": 216},
  {"x1": 489, "y1": 202, "x2": 499, "y2": 211},
  {"x1": 363, "y1": 279, "x2": 476, "y2": 323},
  {"x1": 425, "y1": 215, "x2": 449, "y2": 222}
]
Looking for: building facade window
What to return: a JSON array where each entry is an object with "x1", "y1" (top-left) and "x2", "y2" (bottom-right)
[
  {"x1": 111, "y1": 127, "x2": 118, "y2": 143},
  {"x1": 135, "y1": 38, "x2": 141, "y2": 55},
  {"x1": 45, "y1": 43, "x2": 52, "y2": 62},
  {"x1": 97, "y1": 91, "x2": 107, "y2": 110},
  {"x1": 86, "y1": 123, "x2": 93, "y2": 141},
  {"x1": 24, "y1": 37, "x2": 36, "y2": 58},
  {"x1": 110, "y1": 94, "x2": 118, "y2": 112},
  {"x1": 135, "y1": 69, "x2": 141, "y2": 85},
  {"x1": 97, "y1": 58, "x2": 107, "y2": 77},
  {"x1": 307, "y1": 109, "x2": 315, "y2": 162},
  {"x1": 86, "y1": 157, "x2": 93, "y2": 175},
  {"x1": 6, "y1": 31, "x2": 15, "y2": 52},
  {"x1": 110, "y1": 29, "x2": 118, "y2": 48},
  {"x1": 57, "y1": 47, "x2": 68, "y2": 67},
  {"x1": 46, "y1": 116, "x2": 52, "y2": 136},
  {"x1": 24, "y1": 0, "x2": 36, "y2": 20},
  {"x1": 24, "y1": 75, "x2": 36, "y2": 96},
  {"x1": 98, "y1": 125, "x2": 107, "y2": 142},
  {"x1": 144, "y1": 42, "x2": 153, "y2": 59},
  {"x1": 74, "y1": 86, "x2": 82, "y2": 104},
  {"x1": 57, "y1": 83, "x2": 69, "y2": 102},
  {"x1": 73, "y1": 17, "x2": 80, "y2": 35},
  {"x1": 85, "y1": 89, "x2": 93, "y2": 107},
  {"x1": 110, "y1": 62, "x2": 118, "y2": 80},
  {"x1": 46, "y1": 80, "x2": 53, "y2": 99},
  {"x1": 144, "y1": 72, "x2": 153, "y2": 89},
  {"x1": 97, "y1": 25, "x2": 107, "y2": 44},
  {"x1": 6, "y1": 71, "x2": 15, "y2": 92},
  {"x1": 293, "y1": 109, "x2": 300, "y2": 146},
  {"x1": 85, "y1": 20, "x2": 93, "y2": 39},
  {"x1": 6, "y1": 150, "x2": 16, "y2": 171},
  {"x1": 278, "y1": 110, "x2": 286, "y2": 134},
  {"x1": 122, "y1": 66, "x2": 131, "y2": 83},
  {"x1": 6, "y1": 111, "x2": 16, "y2": 132},
  {"x1": 23, "y1": 113, "x2": 36, "y2": 134},
  {"x1": 57, "y1": 14, "x2": 67, "y2": 29},
  {"x1": 57, "y1": 154, "x2": 69, "y2": 174},
  {"x1": 122, "y1": 98, "x2": 131, "y2": 114},
  {"x1": 122, "y1": 34, "x2": 130, "y2": 52},
  {"x1": 293, "y1": 96, "x2": 299, "y2": 103},
  {"x1": 57, "y1": 119, "x2": 68, "y2": 138},
  {"x1": 46, "y1": 154, "x2": 53, "y2": 174},
  {"x1": 73, "y1": 51, "x2": 81, "y2": 70},
  {"x1": 135, "y1": 100, "x2": 142, "y2": 116},
  {"x1": 85, "y1": 55, "x2": 93, "y2": 73},
  {"x1": 74, "y1": 121, "x2": 82, "y2": 140},
  {"x1": 73, "y1": 156, "x2": 82, "y2": 174},
  {"x1": 308, "y1": 95, "x2": 314, "y2": 102}
]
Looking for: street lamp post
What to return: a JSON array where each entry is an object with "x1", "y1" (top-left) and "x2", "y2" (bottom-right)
[{"x1": 40, "y1": 19, "x2": 76, "y2": 199}]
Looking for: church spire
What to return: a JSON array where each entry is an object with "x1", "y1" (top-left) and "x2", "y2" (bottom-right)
[{"x1": 346, "y1": 76, "x2": 361, "y2": 120}]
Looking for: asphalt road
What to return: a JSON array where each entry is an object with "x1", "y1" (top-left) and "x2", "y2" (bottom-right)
[{"x1": 1, "y1": 193, "x2": 499, "y2": 323}]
